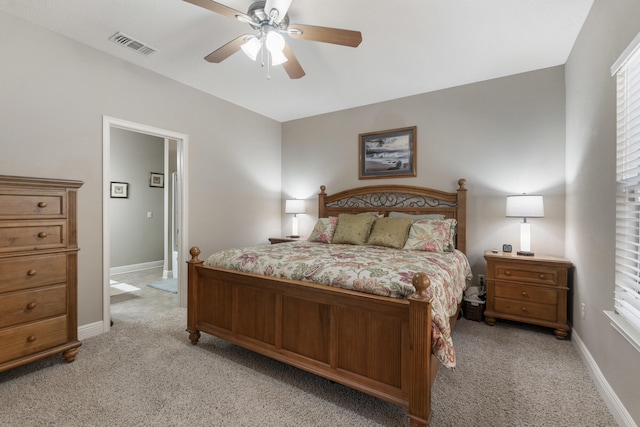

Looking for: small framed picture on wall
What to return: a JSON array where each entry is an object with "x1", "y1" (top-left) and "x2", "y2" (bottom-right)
[
  {"x1": 149, "y1": 172, "x2": 164, "y2": 188},
  {"x1": 110, "y1": 182, "x2": 129, "y2": 198}
]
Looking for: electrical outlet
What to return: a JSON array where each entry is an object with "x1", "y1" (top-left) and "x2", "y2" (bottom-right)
[
  {"x1": 478, "y1": 274, "x2": 486, "y2": 287},
  {"x1": 581, "y1": 302, "x2": 586, "y2": 320}
]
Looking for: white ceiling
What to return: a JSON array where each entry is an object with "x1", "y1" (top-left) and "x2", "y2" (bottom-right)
[{"x1": 0, "y1": 0, "x2": 593, "y2": 122}]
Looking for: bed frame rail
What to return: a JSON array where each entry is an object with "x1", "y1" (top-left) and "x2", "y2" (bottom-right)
[{"x1": 187, "y1": 247, "x2": 434, "y2": 425}]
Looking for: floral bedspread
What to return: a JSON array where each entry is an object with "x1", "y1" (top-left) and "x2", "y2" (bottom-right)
[{"x1": 204, "y1": 241, "x2": 472, "y2": 368}]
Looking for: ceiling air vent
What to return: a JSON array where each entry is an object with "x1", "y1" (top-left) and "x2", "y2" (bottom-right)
[{"x1": 108, "y1": 32, "x2": 157, "y2": 56}]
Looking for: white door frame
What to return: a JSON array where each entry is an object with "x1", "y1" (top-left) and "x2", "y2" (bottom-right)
[{"x1": 102, "y1": 116, "x2": 189, "y2": 331}]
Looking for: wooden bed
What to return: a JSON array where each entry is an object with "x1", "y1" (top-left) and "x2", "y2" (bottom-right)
[{"x1": 187, "y1": 179, "x2": 468, "y2": 427}]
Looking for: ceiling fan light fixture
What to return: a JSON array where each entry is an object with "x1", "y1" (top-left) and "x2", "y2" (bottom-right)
[
  {"x1": 270, "y1": 48, "x2": 288, "y2": 66},
  {"x1": 265, "y1": 31, "x2": 285, "y2": 54},
  {"x1": 241, "y1": 36, "x2": 262, "y2": 61}
]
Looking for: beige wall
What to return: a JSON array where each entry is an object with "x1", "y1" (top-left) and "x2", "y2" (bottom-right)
[
  {"x1": 282, "y1": 66, "x2": 567, "y2": 275},
  {"x1": 565, "y1": 0, "x2": 640, "y2": 423},
  {"x1": 0, "y1": 12, "x2": 283, "y2": 326}
]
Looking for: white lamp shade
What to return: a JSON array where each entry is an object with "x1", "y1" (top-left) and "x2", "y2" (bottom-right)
[
  {"x1": 285, "y1": 199, "x2": 306, "y2": 214},
  {"x1": 241, "y1": 36, "x2": 261, "y2": 61},
  {"x1": 506, "y1": 195, "x2": 544, "y2": 218}
]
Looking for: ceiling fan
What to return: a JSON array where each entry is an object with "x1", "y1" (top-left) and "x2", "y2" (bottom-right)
[{"x1": 184, "y1": 0, "x2": 363, "y2": 79}]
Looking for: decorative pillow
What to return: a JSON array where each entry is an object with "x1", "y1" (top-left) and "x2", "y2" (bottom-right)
[
  {"x1": 388, "y1": 212, "x2": 446, "y2": 221},
  {"x1": 403, "y1": 218, "x2": 457, "y2": 252},
  {"x1": 332, "y1": 213, "x2": 376, "y2": 245},
  {"x1": 308, "y1": 217, "x2": 339, "y2": 243},
  {"x1": 367, "y1": 217, "x2": 413, "y2": 249}
]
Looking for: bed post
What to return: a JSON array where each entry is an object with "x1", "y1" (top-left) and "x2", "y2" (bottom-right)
[
  {"x1": 318, "y1": 185, "x2": 327, "y2": 218},
  {"x1": 456, "y1": 179, "x2": 467, "y2": 255},
  {"x1": 407, "y1": 272, "x2": 432, "y2": 427},
  {"x1": 186, "y1": 247, "x2": 203, "y2": 345}
]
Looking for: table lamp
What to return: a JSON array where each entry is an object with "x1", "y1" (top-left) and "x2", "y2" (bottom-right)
[
  {"x1": 285, "y1": 199, "x2": 305, "y2": 238},
  {"x1": 506, "y1": 194, "x2": 544, "y2": 256}
]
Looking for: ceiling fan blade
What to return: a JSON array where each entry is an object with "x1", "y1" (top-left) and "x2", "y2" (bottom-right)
[
  {"x1": 204, "y1": 35, "x2": 249, "y2": 63},
  {"x1": 288, "y1": 24, "x2": 362, "y2": 47},
  {"x1": 282, "y1": 43, "x2": 305, "y2": 79},
  {"x1": 183, "y1": 0, "x2": 251, "y2": 22},
  {"x1": 264, "y1": 0, "x2": 293, "y2": 22}
]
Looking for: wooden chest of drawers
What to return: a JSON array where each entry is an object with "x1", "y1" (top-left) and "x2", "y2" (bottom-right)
[
  {"x1": 0, "y1": 175, "x2": 82, "y2": 372},
  {"x1": 483, "y1": 251, "x2": 572, "y2": 339}
]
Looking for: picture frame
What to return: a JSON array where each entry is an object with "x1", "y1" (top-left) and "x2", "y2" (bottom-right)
[
  {"x1": 149, "y1": 172, "x2": 164, "y2": 188},
  {"x1": 110, "y1": 182, "x2": 129, "y2": 198},
  {"x1": 359, "y1": 126, "x2": 417, "y2": 179}
]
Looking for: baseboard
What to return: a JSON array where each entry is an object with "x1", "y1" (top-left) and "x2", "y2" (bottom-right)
[
  {"x1": 78, "y1": 320, "x2": 105, "y2": 341},
  {"x1": 110, "y1": 260, "x2": 163, "y2": 276},
  {"x1": 571, "y1": 330, "x2": 637, "y2": 427}
]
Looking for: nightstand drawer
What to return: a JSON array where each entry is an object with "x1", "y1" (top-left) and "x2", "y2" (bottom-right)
[
  {"x1": 0, "y1": 316, "x2": 68, "y2": 364},
  {"x1": 0, "y1": 254, "x2": 67, "y2": 293},
  {"x1": 494, "y1": 283, "x2": 557, "y2": 305},
  {"x1": 494, "y1": 264, "x2": 559, "y2": 286},
  {"x1": 0, "y1": 221, "x2": 66, "y2": 253},
  {"x1": 494, "y1": 298, "x2": 557, "y2": 322},
  {"x1": 0, "y1": 285, "x2": 67, "y2": 329}
]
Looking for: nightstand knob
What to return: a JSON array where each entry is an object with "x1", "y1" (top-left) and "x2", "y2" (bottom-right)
[
  {"x1": 37, "y1": 202, "x2": 48, "y2": 208},
  {"x1": 37, "y1": 232, "x2": 48, "y2": 238},
  {"x1": 27, "y1": 269, "x2": 37, "y2": 276},
  {"x1": 26, "y1": 302, "x2": 37, "y2": 310},
  {"x1": 505, "y1": 270, "x2": 511, "y2": 276},
  {"x1": 27, "y1": 335, "x2": 37, "y2": 343},
  {"x1": 521, "y1": 306, "x2": 528, "y2": 312},
  {"x1": 539, "y1": 274, "x2": 545, "y2": 279},
  {"x1": 521, "y1": 291, "x2": 528, "y2": 297}
]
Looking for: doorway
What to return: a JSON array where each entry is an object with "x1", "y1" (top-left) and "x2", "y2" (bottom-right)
[{"x1": 102, "y1": 116, "x2": 189, "y2": 332}]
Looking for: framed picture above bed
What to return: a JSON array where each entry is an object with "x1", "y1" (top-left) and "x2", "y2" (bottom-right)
[{"x1": 359, "y1": 126, "x2": 417, "y2": 179}]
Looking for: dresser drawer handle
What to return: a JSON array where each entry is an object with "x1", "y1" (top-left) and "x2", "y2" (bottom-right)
[
  {"x1": 539, "y1": 274, "x2": 545, "y2": 279},
  {"x1": 521, "y1": 306, "x2": 528, "y2": 312},
  {"x1": 27, "y1": 335, "x2": 37, "y2": 343},
  {"x1": 37, "y1": 202, "x2": 48, "y2": 208},
  {"x1": 37, "y1": 232, "x2": 48, "y2": 238},
  {"x1": 504, "y1": 270, "x2": 511, "y2": 276},
  {"x1": 27, "y1": 269, "x2": 37, "y2": 276},
  {"x1": 521, "y1": 291, "x2": 528, "y2": 297},
  {"x1": 26, "y1": 302, "x2": 37, "y2": 310}
]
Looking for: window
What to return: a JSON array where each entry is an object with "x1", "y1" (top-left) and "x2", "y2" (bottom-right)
[{"x1": 609, "y1": 32, "x2": 640, "y2": 351}]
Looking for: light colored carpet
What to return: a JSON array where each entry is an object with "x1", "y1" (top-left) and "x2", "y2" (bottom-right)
[{"x1": 0, "y1": 305, "x2": 617, "y2": 426}]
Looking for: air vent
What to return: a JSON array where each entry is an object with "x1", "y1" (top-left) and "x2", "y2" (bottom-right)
[{"x1": 108, "y1": 32, "x2": 157, "y2": 56}]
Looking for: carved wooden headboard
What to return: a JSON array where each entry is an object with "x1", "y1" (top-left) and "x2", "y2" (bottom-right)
[{"x1": 318, "y1": 179, "x2": 467, "y2": 254}]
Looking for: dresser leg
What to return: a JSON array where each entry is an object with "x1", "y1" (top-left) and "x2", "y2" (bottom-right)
[
  {"x1": 63, "y1": 347, "x2": 79, "y2": 363},
  {"x1": 484, "y1": 316, "x2": 496, "y2": 326},
  {"x1": 553, "y1": 329, "x2": 569, "y2": 340}
]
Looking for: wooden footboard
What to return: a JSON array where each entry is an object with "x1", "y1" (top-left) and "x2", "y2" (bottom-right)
[{"x1": 187, "y1": 247, "x2": 436, "y2": 426}]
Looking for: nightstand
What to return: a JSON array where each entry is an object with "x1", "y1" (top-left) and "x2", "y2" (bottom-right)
[
  {"x1": 268, "y1": 237, "x2": 303, "y2": 244},
  {"x1": 483, "y1": 251, "x2": 572, "y2": 339}
]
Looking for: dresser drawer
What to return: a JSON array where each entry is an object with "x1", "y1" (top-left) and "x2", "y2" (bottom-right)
[
  {"x1": 494, "y1": 263, "x2": 560, "y2": 286},
  {"x1": 0, "y1": 192, "x2": 65, "y2": 219},
  {"x1": 0, "y1": 221, "x2": 66, "y2": 253},
  {"x1": 0, "y1": 285, "x2": 67, "y2": 329},
  {"x1": 494, "y1": 298, "x2": 557, "y2": 322},
  {"x1": 494, "y1": 283, "x2": 558, "y2": 305},
  {"x1": 0, "y1": 316, "x2": 68, "y2": 364},
  {"x1": 0, "y1": 254, "x2": 67, "y2": 293}
]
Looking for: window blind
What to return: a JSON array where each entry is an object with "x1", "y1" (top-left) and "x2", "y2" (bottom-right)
[{"x1": 613, "y1": 33, "x2": 640, "y2": 349}]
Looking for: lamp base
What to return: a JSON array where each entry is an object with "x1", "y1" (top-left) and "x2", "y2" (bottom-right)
[{"x1": 517, "y1": 250, "x2": 535, "y2": 256}]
